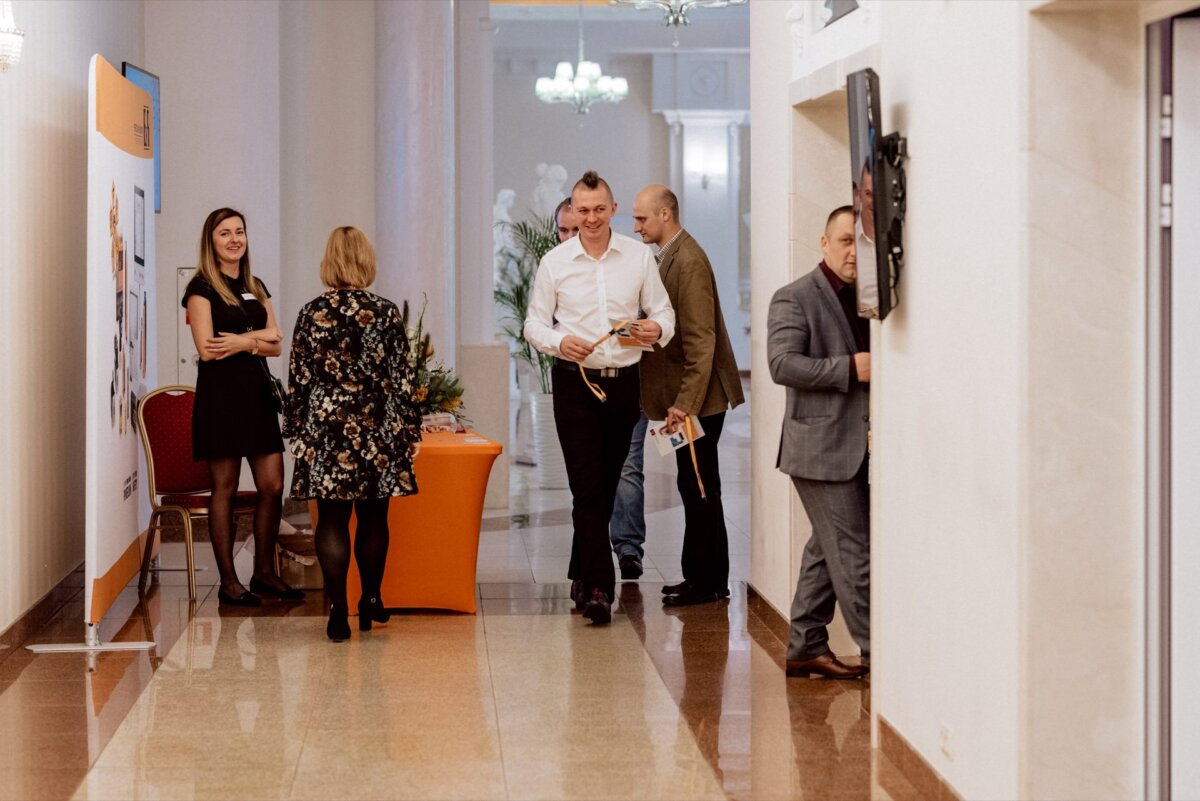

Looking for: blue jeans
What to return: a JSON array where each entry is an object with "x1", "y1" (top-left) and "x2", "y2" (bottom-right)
[{"x1": 609, "y1": 413, "x2": 647, "y2": 560}]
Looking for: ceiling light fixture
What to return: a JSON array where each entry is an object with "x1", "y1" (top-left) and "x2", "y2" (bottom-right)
[
  {"x1": 535, "y1": 0, "x2": 628, "y2": 115},
  {"x1": 0, "y1": 0, "x2": 25, "y2": 72},
  {"x1": 611, "y1": 0, "x2": 747, "y2": 44}
]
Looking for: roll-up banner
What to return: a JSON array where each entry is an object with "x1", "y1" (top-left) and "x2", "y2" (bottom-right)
[{"x1": 85, "y1": 55, "x2": 157, "y2": 626}]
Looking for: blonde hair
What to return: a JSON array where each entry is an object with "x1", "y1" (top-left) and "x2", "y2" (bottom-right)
[
  {"x1": 194, "y1": 208, "x2": 266, "y2": 306},
  {"x1": 320, "y1": 226, "x2": 377, "y2": 289}
]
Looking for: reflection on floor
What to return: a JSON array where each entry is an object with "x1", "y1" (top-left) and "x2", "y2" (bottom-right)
[{"x1": 0, "y1": 396, "x2": 903, "y2": 801}]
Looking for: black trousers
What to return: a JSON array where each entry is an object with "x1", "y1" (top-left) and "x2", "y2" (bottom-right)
[
  {"x1": 675, "y1": 411, "x2": 728, "y2": 592},
  {"x1": 553, "y1": 362, "x2": 641, "y2": 603}
]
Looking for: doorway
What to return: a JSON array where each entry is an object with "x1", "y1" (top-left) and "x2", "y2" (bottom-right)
[{"x1": 1150, "y1": 12, "x2": 1200, "y2": 800}]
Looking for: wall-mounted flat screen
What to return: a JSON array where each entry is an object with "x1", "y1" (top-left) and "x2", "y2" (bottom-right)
[{"x1": 847, "y1": 67, "x2": 897, "y2": 320}]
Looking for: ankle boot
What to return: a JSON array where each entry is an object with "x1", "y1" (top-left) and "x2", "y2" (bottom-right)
[
  {"x1": 358, "y1": 596, "x2": 391, "y2": 631},
  {"x1": 327, "y1": 604, "x2": 351, "y2": 642}
]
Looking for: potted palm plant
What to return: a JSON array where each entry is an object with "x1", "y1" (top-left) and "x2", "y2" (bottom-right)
[{"x1": 495, "y1": 213, "x2": 567, "y2": 489}]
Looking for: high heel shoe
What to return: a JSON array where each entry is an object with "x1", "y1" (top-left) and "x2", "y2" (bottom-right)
[
  {"x1": 358, "y1": 597, "x2": 391, "y2": 632},
  {"x1": 327, "y1": 605, "x2": 351, "y2": 642}
]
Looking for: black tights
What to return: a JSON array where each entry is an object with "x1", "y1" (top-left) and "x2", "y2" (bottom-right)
[
  {"x1": 207, "y1": 453, "x2": 284, "y2": 595},
  {"x1": 314, "y1": 498, "x2": 391, "y2": 610}
]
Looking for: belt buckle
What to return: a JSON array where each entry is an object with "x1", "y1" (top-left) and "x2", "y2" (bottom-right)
[{"x1": 599, "y1": 367, "x2": 619, "y2": 378}]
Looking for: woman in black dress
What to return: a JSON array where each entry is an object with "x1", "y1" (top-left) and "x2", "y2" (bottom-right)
[
  {"x1": 183, "y1": 208, "x2": 302, "y2": 607},
  {"x1": 284, "y1": 226, "x2": 422, "y2": 642}
]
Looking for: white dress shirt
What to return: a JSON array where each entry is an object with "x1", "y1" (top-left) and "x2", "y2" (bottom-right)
[
  {"x1": 524, "y1": 231, "x2": 676, "y2": 370},
  {"x1": 854, "y1": 217, "x2": 880, "y2": 316}
]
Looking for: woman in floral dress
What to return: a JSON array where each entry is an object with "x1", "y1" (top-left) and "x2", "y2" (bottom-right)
[{"x1": 284, "y1": 227, "x2": 422, "y2": 642}]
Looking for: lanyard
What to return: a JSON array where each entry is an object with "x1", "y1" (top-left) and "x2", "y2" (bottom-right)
[
  {"x1": 683, "y1": 416, "x2": 706, "y2": 500},
  {"x1": 576, "y1": 319, "x2": 632, "y2": 403}
]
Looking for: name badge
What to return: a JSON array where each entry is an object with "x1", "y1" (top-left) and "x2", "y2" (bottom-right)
[{"x1": 241, "y1": 293, "x2": 256, "y2": 301}]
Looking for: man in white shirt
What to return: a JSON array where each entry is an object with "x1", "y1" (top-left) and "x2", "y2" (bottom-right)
[
  {"x1": 854, "y1": 161, "x2": 880, "y2": 315},
  {"x1": 524, "y1": 170, "x2": 676, "y2": 625}
]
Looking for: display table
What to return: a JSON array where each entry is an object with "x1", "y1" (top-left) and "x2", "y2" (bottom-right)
[{"x1": 308, "y1": 430, "x2": 502, "y2": 613}]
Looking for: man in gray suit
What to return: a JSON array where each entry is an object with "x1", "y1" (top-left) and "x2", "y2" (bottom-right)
[{"x1": 767, "y1": 206, "x2": 870, "y2": 680}]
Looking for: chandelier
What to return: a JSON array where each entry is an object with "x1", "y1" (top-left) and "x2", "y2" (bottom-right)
[
  {"x1": 0, "y1": 0, "x2": 24, "y2": 72},
  {"x1": 610, "y1": 0, "x2": 747, "y2": 28},
  {"x1": 534, "y1": 1, "x2": 628, "y2": 115}
]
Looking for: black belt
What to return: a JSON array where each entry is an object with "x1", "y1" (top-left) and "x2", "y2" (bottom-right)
[{"x1": 554, "y1": 358, "x2": 636, "y2": 379}]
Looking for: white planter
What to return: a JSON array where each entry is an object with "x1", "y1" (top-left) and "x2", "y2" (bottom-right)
[
  {"x1": 530, "y1": 392, "x2": 568, "y2": 489},
  {"x1": 512, "y1": 360, "x2": 536, "y2": 465}
]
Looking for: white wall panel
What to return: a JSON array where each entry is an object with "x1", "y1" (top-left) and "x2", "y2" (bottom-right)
[{"x1": 0, "y1": 0, "x2": 144, "y2": 634}]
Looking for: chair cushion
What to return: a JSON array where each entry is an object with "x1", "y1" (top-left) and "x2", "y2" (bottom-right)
[
  {"x1": 140, "y1": 389, "x2": 211, "y2": 493},
  {"x1": 160, "y1": 491, "x2": 259, "y2": 510}
]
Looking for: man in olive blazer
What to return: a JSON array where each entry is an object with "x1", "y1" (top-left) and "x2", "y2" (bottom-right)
[
  {"x1": 767, "y1": 206, "x2": 870, "y2": 680},
  {"x1": 634, "y1": 184, "x2": 745, "y2": 606}
]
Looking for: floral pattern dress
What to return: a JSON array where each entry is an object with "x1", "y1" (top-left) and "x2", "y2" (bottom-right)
[{"x1": 284, "y1": 290, "x2": 422, "y2": 500}]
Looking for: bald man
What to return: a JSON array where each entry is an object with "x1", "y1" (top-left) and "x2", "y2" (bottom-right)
[{"x1": 634, "y1": 184, "x2": 744, "y2": 606}]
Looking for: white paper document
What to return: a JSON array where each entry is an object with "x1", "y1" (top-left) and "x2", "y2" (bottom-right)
[{"x1": 648, "y1": 416, "x2": 705, "y2": 457}]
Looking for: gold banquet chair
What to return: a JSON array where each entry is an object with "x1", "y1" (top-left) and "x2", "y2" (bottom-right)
[{"x1": 136, "y1": 385, "x2": 258, "y2": 600}]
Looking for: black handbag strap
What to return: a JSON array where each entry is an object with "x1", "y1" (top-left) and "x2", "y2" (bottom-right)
[{"x1": 229, "y1": 288, "x2": 279, "y2": 387}]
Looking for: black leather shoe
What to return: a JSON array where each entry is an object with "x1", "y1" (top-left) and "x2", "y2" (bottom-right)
[
  {"x1": 249, "y1": 577, "x2": 305, "y2": 601},
  {"x1": 662, "y1": 580, "x2": 731, "y2": 598},
  {"x1": 619, "y1": 556, "x2": 643, "y2": 580},
  {"x1": 662, "y1": 586, "x2": 720, "y2": 607},
  {"x1": 785, "y1": 651, "x2": 869, "y2": 680},
  {"x1": 582, "y1": 589, "x2": 612, "y2": 625},
  {"x1": 217, "y1": 588, "x2": 262, "y2": 607},
  {"x1": 357, "y1": 597, "x2": 391, "y2": 632},
  {"x1": 327, "y1": 605, "x2": 351, "y2": 642},
  {"x1": 570, "y1": 580, "x2": 587, "y2": 611}
]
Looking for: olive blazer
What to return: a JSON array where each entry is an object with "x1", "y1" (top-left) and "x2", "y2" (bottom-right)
[{"x1": 639, "y1": 230, "x2": 745, "y2": 420}]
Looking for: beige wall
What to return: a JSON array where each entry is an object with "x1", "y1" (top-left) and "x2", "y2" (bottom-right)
[
  {"x1": 0, "y1": 0, "x2": 145, "y2": 633},
  {"x1": 872, "y1": 3, "x2": 1026, "y2": 797},
  {"x1": 748, "y1": 0, "x2": 799, "y2": 620},
  {"x1": 493, "y1": 54, "x2": 669, "y2": 217},
  {"x1": 1022, "y1": 7, "x2": 1145, "y2": 798},
  {"x1": 145, "y1": 0, "x2": 283, "y2": 389},
  {"x1": 279, "y1": 0, "x2": 377, "y2": 337},
  {"x1": 748, "y1": 0, "x2": 861, "y2": 666},
  {"x1": 756, "y1": 0, "x2": 1176, "y2": 797}
]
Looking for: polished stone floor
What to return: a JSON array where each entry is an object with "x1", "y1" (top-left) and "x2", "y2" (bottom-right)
[{"x1": 0, "y1": 395, "x2": 909, "y2": 801}]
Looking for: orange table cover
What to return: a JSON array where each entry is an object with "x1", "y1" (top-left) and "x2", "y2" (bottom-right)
[{"x1": 308, "y1": 430, "x2": 502, "y2": 613}]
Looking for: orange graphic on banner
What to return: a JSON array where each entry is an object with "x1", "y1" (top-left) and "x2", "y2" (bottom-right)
[
  {"x1": 88, "y1": 528, "x2": 155, "y2": 625},
  {"x1": 95, "y1": 56, "x2": 154, "y2": 159}
]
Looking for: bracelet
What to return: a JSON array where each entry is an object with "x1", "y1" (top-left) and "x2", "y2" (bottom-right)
[{"x1": 251, "y1": 342, "x2": 260, "y2": 356}]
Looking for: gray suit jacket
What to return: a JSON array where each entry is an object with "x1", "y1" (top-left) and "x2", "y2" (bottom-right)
[{"x1": 767, "y1": 266, "x2": 869, "y2": 481}]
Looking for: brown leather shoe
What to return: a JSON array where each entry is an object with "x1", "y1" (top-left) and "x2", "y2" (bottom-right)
[
  {"x1": 786, "y1": 651, "x2": 869, "y2": 680},
  {"x1": 582, "y1": 588, "x2": 612, "y2": 625},
  {"x1": 570, "y1": 580, "x2": 586, "y2": 611}
]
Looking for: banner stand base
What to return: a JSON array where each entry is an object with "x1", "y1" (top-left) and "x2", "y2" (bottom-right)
[{"x1": 26, "y1": 622, "x2": 155, "y2": 654}]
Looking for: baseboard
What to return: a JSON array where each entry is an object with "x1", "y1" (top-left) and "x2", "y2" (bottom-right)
[
  {"x1": 877, "y1": 714, "x2": 963, "y2": 801},
  {"x1": 745, "y1": 583, "x2": 790, "y2": 645},
  {"x1": 0, "y1": 564, "x2": 85, "y2": 669}
]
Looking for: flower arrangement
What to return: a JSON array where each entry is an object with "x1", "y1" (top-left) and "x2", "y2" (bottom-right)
[{"x1": 401, "y1": 296, "x2": 467, "y2": 422}]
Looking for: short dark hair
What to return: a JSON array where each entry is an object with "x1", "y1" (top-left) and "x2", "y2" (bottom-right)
[
  {"x1": 825, "y1": 205, "x2": 854, "y2": 233},
  {"x1": 649, "y1": 186, "x2": 679, "y2": 222},
  {"x1": 572, "y1": 170, "x2": 614, "y2": 203},
  {"x1": 554, "y1": 197, "x2": 572, "y2": 222}
]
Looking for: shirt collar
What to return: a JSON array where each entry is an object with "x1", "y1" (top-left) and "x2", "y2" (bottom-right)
[
  {"x1": 655, "y1": 228, "x2": 685, "y2": 263},
  {"x1": 570, "y1": 229, "x2": 623, "y2": 261},
  {"x1": 819, "y1": 260, "x2": 851, "y2": 293}
]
